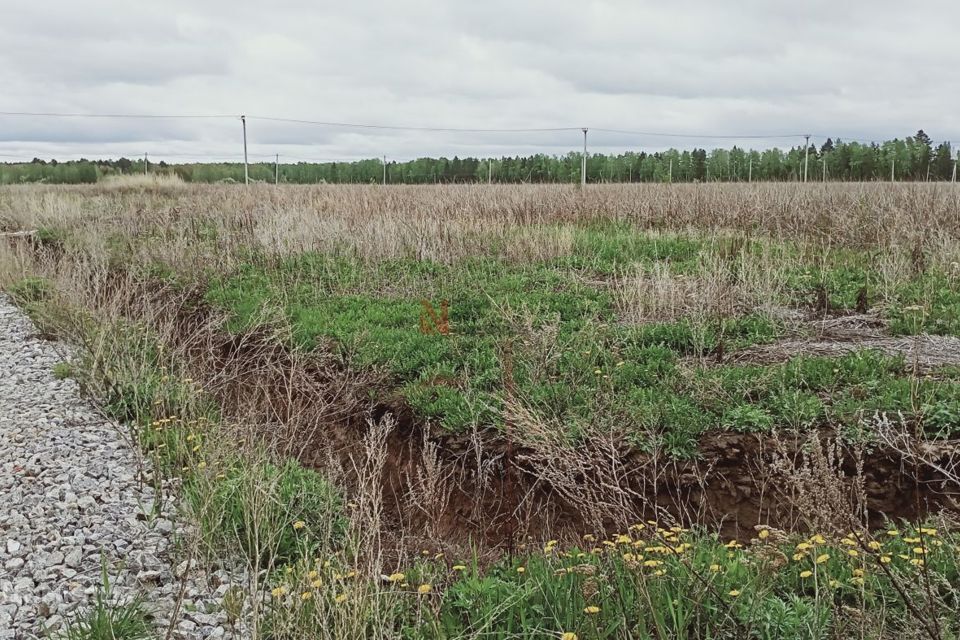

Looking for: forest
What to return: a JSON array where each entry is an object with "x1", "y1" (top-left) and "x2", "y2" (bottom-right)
[{"x1": 1, "y1": 130, "x2": 955, "y2": 185}]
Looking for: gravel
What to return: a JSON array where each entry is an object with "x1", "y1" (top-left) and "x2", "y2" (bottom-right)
[{"x1": 0, "y1": 296, "x2": 237, "y2": 639}]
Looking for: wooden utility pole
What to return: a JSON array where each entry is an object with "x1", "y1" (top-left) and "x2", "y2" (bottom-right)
[
  {"x1": 748, "y1": 157, "x2": 753, "y2": 183},
  {"x1": 891, "y1": 157, "x2": 895, "y2": 182},
  {"x1": 241, "y1": 115, "x2": 249, "y2": 185},
  {"x1": 668, "y1": 159, "x2": 673, "y2": 183},
  {"x1": 823, "y1": 156, "x2": 827, "y2": 182},
  {"x1": 581, "y1": 128, "x2": 588, "y2": 189},
  {"x1": 803, "y1": 134, "x2": 810, "y2": 183},
  {"x1": 488, "y1": 160, "x2": 492, "y2": 183},
  {"x1": 144, "y1": 153, "x2": 148, "y2": 175},
  {"x1": 275, "y1": 154, "x2": 279, "y2": 185},
  {"x1": 382, "y1": 156, "x2": 386, "y2": 186},
  {"x1": 952, "y1": 159, "x2": 957, "y2": 183}
]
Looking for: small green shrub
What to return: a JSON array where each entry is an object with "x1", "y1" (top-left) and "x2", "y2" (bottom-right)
[
  {"x1": 189, "y1": 459, "x2": 346, "y2": 567},
  {"x1": 7, "y1": 275, "x2": 53, "y2": 305}
]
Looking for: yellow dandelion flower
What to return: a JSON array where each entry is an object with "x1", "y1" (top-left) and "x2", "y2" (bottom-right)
[
  {"x1": 728, "y1": 589, "x2": 741, "y2": 597},
  {"x1": 583, "y1": 534, "x2": 595, "y2": 542},
  {"x1": 387, "y1": 573, "x2": 405, "y2": 583},
  {"x1": 852, "y1": 568, "x2": 864, "y2": 577},
  {"x1": 308, "y1": 570, "x2": 318, "y2": 579},
  {"x1": 904, "y1": 537, "x2": 921, "y2": 544},
  {"x1": 847, "y1": 549, "x2": 859, "y2": 557},
  {"x1": 809, "y1": 534, "x2": 826, "y2": 544},
  {"x1": 417, "y1": 584, "x2": 432, "y2": 594},
  {"x1": 622, "y1": 553, "x2": 635, "y2": 562},
  {"x1": 851, "y1": 577, "x2": 865, "y2": 586},
  {"x1": 561, "y1": 633, "x2": 579, "y2": 640},
  {"x1": 815, "y1": 554, "x2": 830, "y2": 564},
  {"x1": 311, "y1": 579, "x2": 322, "y2": 588},
  {"x1": 616, "y1": 534, "x2": 632, "y2": 545},
  {"x1": 829, "y1": 579, "x2": 840, "y2": 588},
  {"x1": 452, "y1": 564, "x2": 467, "y2": 571},
  {"x1": 799, "y1": 570, "x2": 813, "y2": 578},
  {"x1": 758, "y1": 529, "x2": 770, "y2": 540},
  {"x1": 653, "y1": 569, "x2": 666, "y2": 576},
  {"x1": 629, "y1": 523, "x2": 645, "y2": 531},
  {"x1": 642, "y1": 560, "x2": 663, "y2": 568},
  {"x1": 301, "y1": 591, "x2": 313, "y2": 601},
  {"x1": 840, "y1": 538, "x2": 856, "y2": 546},
  {"x1": 516, "y1": 567, "x2": 526, "y2": 574},
  {"x1": 292, "y1": 521, "x2": 306, "y2": 530},
  {"x1": 792, "y1": 552, "x2": 805, "y2": 561},
  {"x1": 913, "y1": 547, "x2": 926, "y2": 555},
  {"x1": 879, "y1": 555, "x2": 892, "y2": 564},
  {"x1": 197, "y1": 461, "x2": 206, "y2": 470},
  {"x1": 584, "y1": 605, "x2": 601, "y2": 615},
  {"x1": 796, "y1": 542, "x2": 812, "y2": 551},
  {"x1": 270, "y1": 586, "x2": 287, "y2": 598},
  {"x1": 919, "y1": 528, "x2": 937, "y2": 536},
  {"x1": 334, "y1": 593, "x2": 347, "y2": 604},
  {"x1": 633, "y1": 540, "x2": 646, "y2": 549},
  {"x1": 345, "y1": 571, "x2": 357, "y2": 579},
  {"x1": 726, "y1": 540, "x2": 742, "y2": 549},
  {"x1": 886, "y1": 529, "x2": 899, "y2": 537},
  {"x1": 867, "y1": 541, "x2": 882, "y2": 550},
  {"x1": 709, "y1": 564, "x2": 721, "y2": 572},
  {"x1": 910, "y1": 558, "x2": 925, "y2": 567}
]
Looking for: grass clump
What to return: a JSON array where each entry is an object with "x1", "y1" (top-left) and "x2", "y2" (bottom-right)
[{"x1": 55, "y1": 566, "x2": 153, "y2": 640}]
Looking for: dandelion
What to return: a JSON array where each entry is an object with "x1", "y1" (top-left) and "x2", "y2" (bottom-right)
[
  {"x1": 809, "y1": 534, "x2": 826, "y2": 544},
  {"x1": 879, "y1": 555, "x2": 892, "y2": 564},
  {"x1": 653, "y1": 569, "x2": 666, "y2": 576},
  {"x1": 903, "y1": 537, "x2": 921, "y2": 544},
  {"x1": 910, "y1": 558, "x2": 925, "y2": 567},
  {"x1": 616, "y1": 534, "x2": 632, "y2": 545},
  {"x1": 886, "y1": 529, "x2": 899, "y2": 537},
  {"x1": 292, "y1": 521, "x2": 306, "y2": 530},
  {"x1": 829, "y1": 579, "x2": 840, "y2": 588},
  {"x1": 417, "y1": 584, "x2": 432, "y2": 594},
  {"x1": 851, "y1": 577, "x2": 865, "y2": 586},
  {"x1": 867, "y1": 541, "x2": 882, "y2": 550},
  {"x1": 583, "y1": 534, "x2": 595, "y2": 542},
  {"x1": 561, "y1": 633, "x2": 579, "y2": 640},
  {"x1": 852, "y1": 568, "x2": 864, "y2": 577},
  {"x1": 840, "y1": 538, "x2": 856, "y2": 546},
  {"x1": 642, "y1": 560, "x2": 663, "y2": 568},
  {"x1": 271, "y1": 586, "x2": 287, "y2": 598},
  {"x1": 709, "y1": 564, "x2": 721, "y2": 572},
  {"x1": 725, "y1": 540, "x2": 742, "y2": 549},
  {"x1": 912, "y1": 547, "x2": 926, "y2": 555},
  {"x1": 584, "y1": 605, "x2": 601, "y2": 615},
  {"x1": 758, "y1": 529, "x2": 770, "y2": 540},
  {"x1": 334, "y1": 593, "x2": 347, "y2": 604},
  {"x1": 800, "y1": 570, "x2": 813, "y2": 578},
  {"x1": 728, "y1": 590, "x2": 741, "y2": 597},
  {"x1": 792, "y1": 553, "x2": 805, "y2": 561},
  {"x1": 311, "y1": 579, "x2": 322, "y2": 588},
  {"x1": 301, "y1": 591, "x2": 313, "y2": 601},
  {"x1": 345, "y1": 570, "x2": 357, "y2": 579},
  {"x1": 919, "y1": 527, "x2": 938, "y2": 536},
  {"x1": 593, "y1": 369, "x2": 602, "y2": 375},
  {"x1": 622, "y1": 553, "x2": 635, "y2": 562},
  {"x1": 516, "y1": 566, "x2": 526, "y2": 574},
  {"x1": 197, "y1": 461, "x2": 206, "y2": 470},
  {"x1": 452, "y1": 564, "x2": 466, "y2": 571},
  {"x1": 387, "y1": 573, "x2": 405, "y2": 583},
  {"x1": 308, "y1": 570, "x2": 318, "y2": 579},
  {"x1": 815, "y1": 554, "x2": 830, "y2": 564},
  {"x1": 796, "y1": 542, "x2": 812, "y2": 551},
  {"x1": 629, "y1": 523, "x2": 645, "y2": 531},
  {"x1": 847, "y1": 549, "x2": 859, "y2": 557}
]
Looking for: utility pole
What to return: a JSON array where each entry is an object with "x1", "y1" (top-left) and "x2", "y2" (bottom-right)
[
  {"x1": 891, "y1": 157, "x2": 895, "y2": 182},
  {"x1": 803, "y1": 134, "x2": 810, "y2": 183},
  {"x1": 668, "y1": 159, "x2": 673, "y2": 183},
  {"x1": 823, "y1": 156, "x2": 827, "y2": 182},
  {"x1": 488, "y1": 160, "x2": 492, "y2": 184},
  {"x1": 382, "y1": 155, "x2": 387, "y2": 186},
  {"x1": 275, "y1": 154, "x2": 279, "y2": 185},
  {"x1": 952, "y1": 159, "x2": 957, "y2": 183},
  {"x1": 144, "y1": 153, "x2": 148, "y2": 176},
  {"x1": 748, "y1": 157, "x2": 753, "y2": 183},
  {"x1": 241, "y1": 115, "x2": 249, "y2": 185},
  {"x1": 581, "y1": 128, "x2": 588, "y2": 189}
]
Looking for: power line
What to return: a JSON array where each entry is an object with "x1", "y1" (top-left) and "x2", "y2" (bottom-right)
[
  {"x1": 245, "y1": 115, "x2": 582, "y2": 133},
  {"x1": 0, "y1": 111, "x2": 236, "y2": 119},
  {"x1": 591, "y1": 128, "x2": 809, "y2": 140}
]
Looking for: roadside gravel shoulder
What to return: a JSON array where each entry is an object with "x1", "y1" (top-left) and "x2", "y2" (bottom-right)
[{"x1": 0, "y1": 296, "x2": 233, "y2": 639}]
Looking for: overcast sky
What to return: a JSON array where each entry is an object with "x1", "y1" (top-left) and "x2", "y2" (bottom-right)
[{"x1": 1, "y1": 0, "x2": 958, "y2": 162}]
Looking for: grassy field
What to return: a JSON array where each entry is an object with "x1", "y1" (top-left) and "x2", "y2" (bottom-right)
[{"x1": 2, "y1": 180, "x2": 960, "y2": 638}]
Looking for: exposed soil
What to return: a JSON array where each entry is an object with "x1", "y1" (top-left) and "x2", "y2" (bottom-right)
[{"x1": 30, "y1": 274, "x2": 960, "y2": 560}]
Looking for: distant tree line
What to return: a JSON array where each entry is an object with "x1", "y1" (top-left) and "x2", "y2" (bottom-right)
[{"x1": 1, "y1": 131, "x2": 956, "y2": 185}]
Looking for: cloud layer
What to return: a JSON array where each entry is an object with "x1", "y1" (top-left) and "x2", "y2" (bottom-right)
[{"x1": 1, "y1": 0, "x2": 957, "y2": 161}]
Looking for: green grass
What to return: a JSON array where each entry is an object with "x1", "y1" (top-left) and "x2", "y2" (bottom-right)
[{"x1": 202, "y1": 228, "x2": 960, "y2": 455}]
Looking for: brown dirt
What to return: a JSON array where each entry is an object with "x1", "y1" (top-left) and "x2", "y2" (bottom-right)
[{"x1": 56, "y1": 279, "x2": 960, "y2": 558}]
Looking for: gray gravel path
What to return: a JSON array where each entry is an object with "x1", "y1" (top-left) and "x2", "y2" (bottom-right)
[{"x1": 0, "y1": 297, "x2": 233, "y2": 639}]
